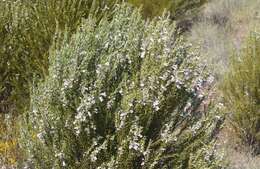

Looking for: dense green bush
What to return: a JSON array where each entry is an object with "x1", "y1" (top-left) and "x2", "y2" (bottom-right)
[
  {"x1": 20, "y1": 4, "x2": 224, "y2": 169},
  {"x1": 128, "y1": 0, "x2": 171, "y2": 17},
  {"x1": 0, "y1": 0, "x2": 116, "y2": 114},
  {"x1": 128, "y1": 0, "x2": 207, "y2": 19},
  {"x1": 168, "y1": 0, "x2": 208, "y2": 19},
  {"x1": 222, "y1": 32, "x2": 260, "y2": 154}
]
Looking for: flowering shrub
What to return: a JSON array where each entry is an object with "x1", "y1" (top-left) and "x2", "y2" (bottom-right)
[
  {"x1": 222, "y1": 32, "x2": 260, "y2": 154},
  {"x1": 20, "y1": 4, "x2": 224, "y2": 168}
]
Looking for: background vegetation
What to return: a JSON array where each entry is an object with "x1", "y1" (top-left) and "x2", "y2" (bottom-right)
[
  {"x1": 188, "y1": 0, "x2": 260, "y2": 168},
  {"x1": 188, "y1": 0, "x2": 260, "y2": 77},
  {"x1": 128, "y1": 0, "x2": 207, "y2": 19},
  {"x1": 222, "y1": 33, "x2": 260, "y2": 154}
]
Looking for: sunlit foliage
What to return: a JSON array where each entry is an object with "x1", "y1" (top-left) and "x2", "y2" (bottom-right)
[{"x1": 20, "y1": 4, "x2": 223, "y2": 168}]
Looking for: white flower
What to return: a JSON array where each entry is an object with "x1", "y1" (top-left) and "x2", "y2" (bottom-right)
[
  {"x1": 176, "y1": 79, "x2": 183, "y2": 89},
  {"x1": 100, "y1": 92, "x2": 107, "y2": 97},
  {"x1": 63, "y1": 80, "x2": 70, "y2": 88},
  {"x1": 90, "y1": 154, "x2": 97, "y2": 162},
  {"x1": 184, "y1": 102, "x2": 192, "y2": 112},
  {"x1": 161, "y1": 85, "x2": 167, "y2": 91},
  {"x1": 37, "y1": 132, "x2": 44, "y2": 142},
  {"x1": 140, "y1": 51, "x2": 146, "y2": 58},
  {"x1": 215, "y1": 115, "x2": 221, "y2": 120},
  {"x1": 120, "y1": 112, "x2": 127, "y2": 118},
  {"x1": 32, "y1": 107, "x2": 37, "y2": 114},
  {"x1": 104, "y1": 42, "x2": 109, "y2": 49},
  {"x1": 163, "y1": 62, "x2": 168, "y2": 67},
  {"x1": 191, "y1": 121, "x2": 202, "y2": 135},
  {"x1": 55, "y1": 152, "x2": 64, "y2": 159},
  {"x1": 159, "y1": 73, "x2": 168, "y2": 81},
  {"x1": 128, "y1": 102, "x2": 133, "y2": 107},
  {"x1": 74, "y1": 125, "x2": 81, "y2": 135},
  {"x1": 80, "y1": 51, "x2": 87, "y2": 55},
  {"x1": 172, "y1": 64, "x2": 177, "y2": 70},
  {"x1": 99, "y1": 92, "x2": 107, "y2": 102},
  {"x1": 99, "y1": 96, "x2": 104, "y2": 102},
  {"x1": 118, "y1": 89, "x2": 123, "y2": 95},
  {"x1": 104, "y1": 62, "x2": 109, "y2": 66},
  {"x1": 129, "y1": 141, "x2": 140, "y2": 151},
  {"x1": 207, "y1": 75, "x2": 215, "y2": 84},
  {"x1": 62, "y1": 161, "x2": 66, "y2": 167},
  {"x1": 153, "y1": 100, "x2": 160, "y2": 111},
  {"x1": 198, "y1": 94, "x2": 204, "y2": 99}
]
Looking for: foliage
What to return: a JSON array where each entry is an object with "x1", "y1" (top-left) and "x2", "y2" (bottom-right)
[
  {"x1": 0, "y1": 0, "x2": 116, "y2": 115},
  {"x1": 128, "y1": 0, "x2": 171, "y2": 18},
  {"x1": 128, "y1": 0, "x2": 207, "y2": 19},
  {"x1": 222, "y1": 32, "x2": 260, "y2": 154},
  {"x1": 20, "y1": 4, "x2": 224, "y2": 169},
  {"x1": 168, "y1": 0, "x2": 208, "y2": 19}
]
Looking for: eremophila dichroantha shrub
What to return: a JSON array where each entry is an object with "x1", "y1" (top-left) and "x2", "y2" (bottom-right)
[
  {"x1": 20, "y1": 4, "x2": 224, "y2": 169},
  {"x1": 222, "y1": 32, "x2": 260, "y2": 154}
]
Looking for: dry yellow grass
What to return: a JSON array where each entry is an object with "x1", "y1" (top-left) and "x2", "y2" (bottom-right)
[
  {"x1": 0, "y1": 114, "x2": 19, "y2": 167},
  {"x1": 188, "y1": 0, "x2": 260, "y2": 77},
  {"x1": 217, "y1": 121, "x2": 260, "y2": 169}
]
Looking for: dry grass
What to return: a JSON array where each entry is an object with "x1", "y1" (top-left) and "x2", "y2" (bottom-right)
[
  {"x1": 217, "y1": 121, "x2": 260, "y2": 169},
  {"x1": 188, "y1": 0, "x2": 260, "y2": 168},
  {"x1": 188, "y1": 0, "x2": 260, "y2": 77},
  {"x1": 227, "y1": 150, "x2": 260, "y2": 169}
]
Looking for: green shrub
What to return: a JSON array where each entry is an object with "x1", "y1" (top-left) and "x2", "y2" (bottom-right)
[
  {"x1": 20, "y1": 4, "x2": 224, "y2": 169},
  {"x1": 222, "y1": 32, "x2": 260, "y2": 154},
  {"x1": 128, "y1": 0, "x2": 171, "y2": 17},
  {"x1": 168, "y1": 0, "x2": 208, "y2": 20},
  {"x1": 0, "y1": 0, "x2": 116, "y2": 115},
  {"x1": 128, "y1": 0, "x2": 207, "y2": 19}
]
